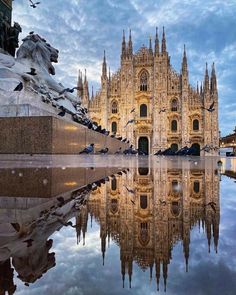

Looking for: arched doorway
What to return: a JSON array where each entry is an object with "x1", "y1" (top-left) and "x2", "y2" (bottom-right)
[
  {"x1": 191, "y1": 143, "x2": 200, "y2": 156},
  {"x1": 138, "y1": 137, "x2": 149, "y2": 155}
]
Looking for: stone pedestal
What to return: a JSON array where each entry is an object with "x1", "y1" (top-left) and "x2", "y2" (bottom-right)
[{"x1": 0, "y1": 116, "x2": 129, "y2": 154}]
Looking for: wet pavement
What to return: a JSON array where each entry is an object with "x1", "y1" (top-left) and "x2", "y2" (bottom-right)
[{"x1": 0, "y1": 155, "x2": 235, "y2": 295}]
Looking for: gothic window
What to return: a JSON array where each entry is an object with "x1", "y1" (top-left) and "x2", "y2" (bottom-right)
[
  {"x1": 111, "y1": 101, "x2": 118, "y2": 113},
  {"x1": 139, "y1": 222, "x2": 149, "y2": 245},
  {"x1": 171, "y1": 120, "x2": 177, "y2": 132},
  {"x1": 140, "y1": 195, "x2": 148, "y2": 209},
  {"x1": 140, "y1": 222, "x2": 148, "y2": 229},
  {"x1": 111, "y1": 178, "x2": 117, "y2": 191},
  {"x1": 191, "y1": 143, "x2": 201, "y2": 156},
  {"x1": 140, "y1": 104, "x2": 147, "y2": 117},
  {"x1": 193, "y1": 119, "x2": 199, "y2": 131},
  {"x1": 171, "y1": 143, "x2": 178, "y2": 152},
  {"x1": 138, "y1": 167, "x2": 149, "y2": 175},
  {"x1": 171, "y1": 99, "x2": 178, "y2": 111},
  {"x1": 110, "y1": 199, "x2": 118, "y2": 214},
  {"x1": 140, "y1": 71, "x2": 148, "y2": 91},
  {"x1": 171, "y1": 201, "x2": 180, "y2": 216},
  {"x1": 111, "y1": 121, "x2": 117, "y2": 133},
  {"x1": 193, "y1": 181, "x2": 200, "y2": 193},
  {"x1": 172, "y1": 180, "x2": 179, "y2": 193}
]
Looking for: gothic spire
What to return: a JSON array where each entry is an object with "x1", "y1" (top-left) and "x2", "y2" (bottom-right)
[
  {"x1": 102, "y1": 50, "x2": 107, "y2": 78},
  {"x1": 155, "y1": 260, "x2": 160, "y2": 292},
  {"x1": 213, "y1": 217, "x2": 219, "y2": 254},
  {"x1": 154, "y1": 27, "x2": 159, "y2": 56},
  {"x1": 149, "y1": 264, "x2": 153, "y2": 281},
  {"x1": 77, "y1": 69, "x2": 83, "y2": 98},
  {"x1": 121, "y1": 29, "x2": 126, "y2": 59},
  {"x1": 83, "y1": 228, "x2": 86, "y2": 246},
  {"x1": 210, "y1": 62, "x2": 217, "y2": 94},
  {"x1": 185, "y1": 257, "x2": 189, "y2": 273},
  {"x1": 149, "y1": 35, "x2": 153, "y2": 55},
  {"x1": 77, "y1": 69, "x2": 83, "y2": 87},
  {"x1": 129, "y1": 273, "x2": 132, "y2": 289},
  {"x1": 161, "y1": 26, "x2": 167, "y2": 53},
  {"x1": 182, "y1": 44, "x2": 188, "y2": 75},
  {"x1": 91, "y1": 86, "x2": 94, "y2": 99},
  {"x1": 163, "y1": 262, "x2": 168, "y2": 292},
  {"x1": 127, "y1": 29, "x2": 133, "y2": 57},
  {"x1": 84, "y1": 68, "x2": 87, "y2": 83},
  {"x1": 204, "y1": 62, "x2": 209, "y2": 93},
  {"x1": 83, "y1": 68, "x2": 89, "y2": 100}
]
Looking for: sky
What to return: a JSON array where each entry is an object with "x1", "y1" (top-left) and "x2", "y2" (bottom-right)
[{"x1": 12, "y1": 0, "x2": 236, "y2": 136}]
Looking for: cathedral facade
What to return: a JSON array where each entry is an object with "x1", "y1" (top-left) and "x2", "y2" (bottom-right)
[{"x1": 78, "y1": 28, "x2": 219, "y2": 155}]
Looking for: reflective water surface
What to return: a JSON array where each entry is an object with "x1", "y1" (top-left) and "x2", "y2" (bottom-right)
[{"x1": 0, "y1": 156, "x2": 235, "y2": 295}]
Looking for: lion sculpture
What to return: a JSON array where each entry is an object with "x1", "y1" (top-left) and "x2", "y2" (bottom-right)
[{"x1": 0, "y1": 33, "x2": 88, "y2": 120}]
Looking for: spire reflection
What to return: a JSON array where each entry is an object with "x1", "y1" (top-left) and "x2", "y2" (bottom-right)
[{"x1": 76, "y1": 159, "x2": 221, "y2": 291}]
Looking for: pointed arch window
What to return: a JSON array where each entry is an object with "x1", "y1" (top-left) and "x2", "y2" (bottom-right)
[
  {"x1": 172, "y1": 180, "x2": 179, "y2": 193},
  {"x1": 171, "y1": 201, "x2": 180, "y2": 217},
  {"x1": 111, "y1": 101, "x2": 118, "y2": 113},
  {"x1": 139, "y1": 222, "x2": 149, "y2": 245},
  {"x1": 140, "y1": 71, "x2": 148, "y2": 91},
  {"x1": 193, "y1": 181, "x2": 200, "y2": 193},
  {"x1": 110, "y1": 199, "x2": 118, "y2": 214},
  {"x1": 140, "y1": 195, "x2": 148, "y2": 209},
  {"x1": 111, "y1": 178, "x2": 117, "y2": 191},
  {"x1": 193, "y1": 119, "x2": 199, "y2": 131},
  {"x1": 171, "y1": 120, "x2": 177, "y2": 132},
  {"x1": 140, "y1": 104, "x2": 147, "y2": 117},
  {"x1": 171, "y1": 99, "x2": 178, "y2": 111}
]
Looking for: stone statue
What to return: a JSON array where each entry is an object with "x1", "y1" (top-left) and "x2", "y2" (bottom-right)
[
  {"x1": 7, "y1": 22, "x2": 22, "y2": 56},
  {"x1": 0, "y1": 32, "x2": 91, "y2": 123},
  {"x1": 0, "y1": 14, "x2": 10, "y2": 53},
  {"x1": 12, "y1": 239, "x2": 55, "y2": 285},
  {"x1": 16, "y1": 33, "x2": 59, "y2": 76},
  {"x1": 0, "y1": 16, "x2": 21, "y2": 56}
]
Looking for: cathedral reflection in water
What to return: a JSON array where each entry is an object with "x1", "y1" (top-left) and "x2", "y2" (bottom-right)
[
  {"x1": 0, "y1": 159, "x2": 221, "y2": 293},
  {"x1": 77, "y1": 161, "x2": 220, "y2": 291}
]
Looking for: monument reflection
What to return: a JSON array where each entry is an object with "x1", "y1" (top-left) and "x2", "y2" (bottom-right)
[
  {"x1": 0, "y1": 157, "x2": 222, "y2": 293},
  {"x1": 85, "y1": 159, "x2": 220, "y2": 291},
  {"x1": 0, "y1": 163, "x2": 124, "y2": 293}
]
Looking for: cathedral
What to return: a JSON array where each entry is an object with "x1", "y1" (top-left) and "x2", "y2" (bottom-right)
[
  {"x1": 76, "y1": 158, "x2": 220, "y2": 291},
  {"x1": 78, "y1": 28, "x2": 219, "y2": 155}
]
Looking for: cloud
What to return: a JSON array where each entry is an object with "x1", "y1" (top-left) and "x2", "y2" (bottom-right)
[{"x1": 11, "y1": 0, "x2": 236, "y2": 135}]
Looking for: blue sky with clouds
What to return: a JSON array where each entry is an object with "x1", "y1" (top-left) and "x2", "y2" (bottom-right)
[{"x1": 12, "y1": 0, "x2": 236, "y2": 135}]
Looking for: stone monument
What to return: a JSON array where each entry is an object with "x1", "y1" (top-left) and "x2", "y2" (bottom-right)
[
  {"x1": 0, "y1": 0, "x2": 22, "y2": 57},
  {"x1": 0, "y1": 32, "x2": 128, "y2": 154}
]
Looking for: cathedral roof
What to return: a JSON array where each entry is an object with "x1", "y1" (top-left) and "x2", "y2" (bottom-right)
[
  {"x1": 134, "y1": 46, "x2": 153, "y2": 64},
  {"x1": 135, "y1": 45, "x2": 149, "y2": 56}
]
